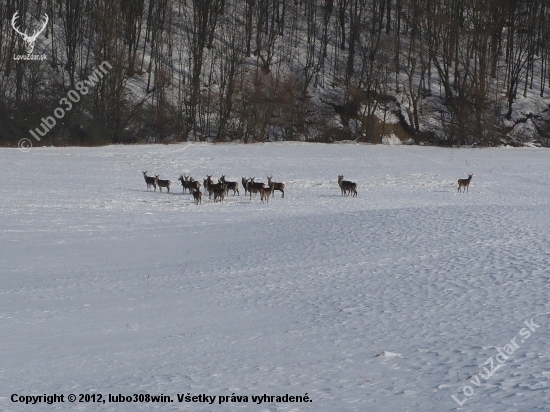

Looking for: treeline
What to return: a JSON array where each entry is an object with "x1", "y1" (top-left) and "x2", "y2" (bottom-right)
[{"x1": 0, "y1": 0, "x2": 549, "y2": 147}]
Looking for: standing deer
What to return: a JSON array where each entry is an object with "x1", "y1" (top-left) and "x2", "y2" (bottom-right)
[
  {"x1": 178, "y1": 175, "x2": 190, "y2": 194},
  {"x1": 191, "y1": 188, "x2": 202, "y2": 204},
  {"x1": 458, "y1": 174, "x2": 473, "y2": 193},
  {"x1": 213, "y1": 184, "x2": 226, "y2": 203},
  {"x1": 247, "y1": 178, "x2": 265, "y2": 200},
  {"x1": 206, "y1": 175, "x2": 225, "y2": 199},
  {"x1": 154, "y1": 176, "x2": 171, "y2": 193},
  {"x1": 242, "y1": 177, "x2": 250, "y2": 195},
  {"x1": 143, "y1": 171, "x2": 157, "y2": 192},
  {"x1": 259, "y1": 186, "x2": 273, "y2": 203},
  {"x1": 188, "y1": 176, "x2": 201, "y2": 193},
  {"x1": 338, "y1": 175, "x2": 356, "y2": 197},
  {"x1": 203, "y1": 175, "x2": 212, "y2": 190},
  {"x1": 267, "y1": 175, "x2": 285, "y2": 198},
  {"x1": 219, "y1": 175, "x2": 239, "y2": 196}
]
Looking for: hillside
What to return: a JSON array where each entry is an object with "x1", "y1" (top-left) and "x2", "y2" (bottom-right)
[{"x1": 1, "y1": 0, "x2": 549, "y2": 147}]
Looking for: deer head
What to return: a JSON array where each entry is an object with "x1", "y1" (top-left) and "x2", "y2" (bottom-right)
[{"x1": 12, "y1": 11, "x2": 48, "y2": 54}]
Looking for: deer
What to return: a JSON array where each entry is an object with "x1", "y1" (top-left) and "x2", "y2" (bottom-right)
[
  {"x1": 178, "y1": 175, "x2": 190, "y2": 194},
  {"x1": 242, "y1": 177, "x2": 250, "y2": 196},
  {"x1": 247, "y1": 178, "x2": 265, "y2": 200},
  {"x1": 204, "y1": 176, "x2": 211, "y2": 193},
  {"x1": 11, "y1": 11, "x2": 49, "y2": 55},
  {"x1": 154, "y1": 176, "x2": 171, "y2": 193},
  {"x1": 191, "y1": 188, "x2": 202, "y2": 205},
  {"x1": 338, "y1": 175, "x2": 356, "y2": 197},
  {"x1": 188, "y1": 176, "x2": 201, "y2": 193},
  {"x1": 259, "y1": 186, "x2": 273, "y2": 203},
  {"x1": 143, "y1": 171, "x2": 157, "y2": 192},
  {"x1": 458, "y1": 174, "x2": 473, "y2": 193},
  {"x1": 205, "y1": 175, "x2": 225, "y2": 199},
  {"x1": 219, "y1": 175, "x2": 239, "y2": 196},
  {"x1": 267, "y1": 175, "x2": 285, "y2": 198},
  {"x1": 213, "y1": 184, "x2": 226, "y2": 203}
]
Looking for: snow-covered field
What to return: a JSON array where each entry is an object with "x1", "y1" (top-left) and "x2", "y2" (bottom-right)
[{"x1": 1, "y1": 143, "x2": 549, "y2": 411}]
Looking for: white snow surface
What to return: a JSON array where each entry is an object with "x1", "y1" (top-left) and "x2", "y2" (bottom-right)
[
  {"x1": 1, "y1": 143, "x2": 550, "y2": 411},
  {"x1": 381, "y1": 133, "x2": 402, "y2": 145}
]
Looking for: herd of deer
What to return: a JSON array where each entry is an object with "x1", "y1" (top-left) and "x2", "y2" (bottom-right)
[
  {"x1": 142, "y1": 172, "x2": 285, "y2": 204},
  {"x1": 142, "y1": 171, "x2": 474, "y2": 204}
]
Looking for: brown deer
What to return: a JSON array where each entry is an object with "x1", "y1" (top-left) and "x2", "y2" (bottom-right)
[
  {"x1": 458, "y1": 174, "x2": 473, "y2": 193},
  {"x1": 219, "y1": 175, "x2": 239, "y2": 196},
  {"x1": 143, "y1": 171, "x2": 157, "y2": 192},
  {"x1": 191, "y1": 188, "x2": 202, "y2": 204},
  {"x1": 267, "y1": 175, "x2": 285, "y2": 198},
  {"x1": 178, "y1": 175, "x2": 190, "y2": 194},
  {"x1": 204, "y1": 176, "x2": 211, "y2": 193},
  {"x1": 247, "y1": 178, "x2": 265, "y2": 200},
  {"x1": 242, "y1": 177, "x2": 249, "y2": 196},
  {"x1": 206, "y1": 175, "x2": 225, "y2": 199},
  {"x1": 154, "y1": 176, "x2": 171, "y2": 193},
  {"x1": 213, "y1": 184, "x2": 226, "y2": 203},
  {"x1": 260, "y1": 186, "x2": 273, "y2": 203},
  {"x1": 338, "y1": 175, "x2": 356, "y2": 197},
  {"x1": 188, "y1": 176, "x2": 201, "y2": 193}
]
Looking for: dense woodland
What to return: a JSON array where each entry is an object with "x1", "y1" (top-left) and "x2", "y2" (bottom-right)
[{"x1": 0, "y1": 0, "x2": 549, "y2": 147}]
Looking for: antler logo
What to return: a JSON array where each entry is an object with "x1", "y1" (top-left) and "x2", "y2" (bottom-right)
[{"x1": 11, "y1": 11, "x2": 48, "y2": 55}]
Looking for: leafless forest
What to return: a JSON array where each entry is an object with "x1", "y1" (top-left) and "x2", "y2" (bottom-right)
[{"x1": 1, "y1": 0, "x2": 549, "y2": 147}]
